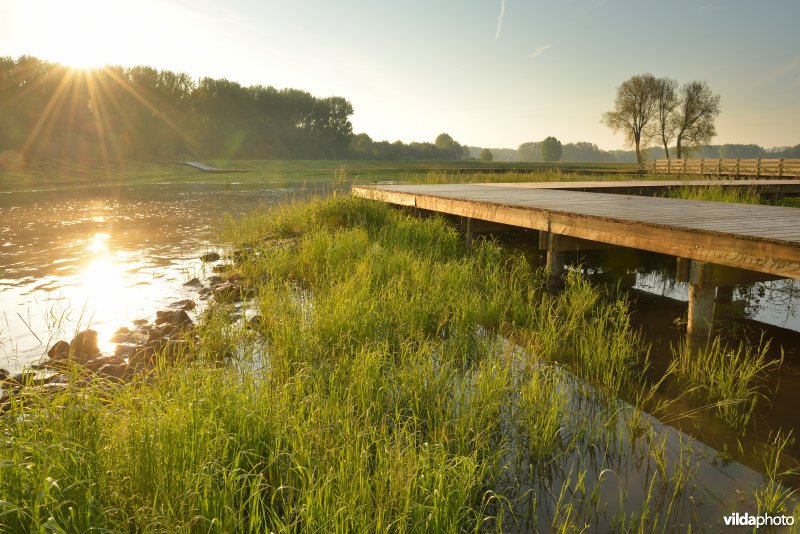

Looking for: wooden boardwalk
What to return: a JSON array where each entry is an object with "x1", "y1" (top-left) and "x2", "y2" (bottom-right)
[
  {"x1": 353, "y1": 181, "x2": 800, "y2": 334},
  {"x1": 354, "y1": 183, "x2": 800, "y2": 278}
]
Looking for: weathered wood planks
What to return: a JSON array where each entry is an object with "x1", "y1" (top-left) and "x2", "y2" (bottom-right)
[{"x1": 353, "y1": 183, "x2": 800, "y2": 280}]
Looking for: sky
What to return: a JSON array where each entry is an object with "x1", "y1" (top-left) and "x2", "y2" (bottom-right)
[{"x1": 1, "y1": 0, "x2": 798, "y2": 151}]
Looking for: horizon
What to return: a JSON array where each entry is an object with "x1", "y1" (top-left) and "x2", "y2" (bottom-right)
[{"x1": 1, "y1": 0, "x2": 798, "y2": 152}]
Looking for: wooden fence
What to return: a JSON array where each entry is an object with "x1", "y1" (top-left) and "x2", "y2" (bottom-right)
[{"x1": 647, "y1": 158, "x2": 800, "y2": 178}]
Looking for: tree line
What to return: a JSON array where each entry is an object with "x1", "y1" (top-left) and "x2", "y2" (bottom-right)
[
  {"x1": 348, "y1": 132, "x2": 468, "y2": 161},
  {"x1": 602, "y1": 73, "x2": 722, "y2": 163},
  {"x1": 0, "y1": 55, "x2": 358, "y2": 161}
]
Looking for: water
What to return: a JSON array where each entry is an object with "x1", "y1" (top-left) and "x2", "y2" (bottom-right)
[{"x1": 0, "y1": 182, "x2": 320, "y2": 372}]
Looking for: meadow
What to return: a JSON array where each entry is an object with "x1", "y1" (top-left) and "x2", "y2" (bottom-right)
[
  {"x1": 0, "y1": 159, "x2": 641, "y2": 192},
  {"x1": 1, "y1": 191, "x2": 796, "y2": 531}
]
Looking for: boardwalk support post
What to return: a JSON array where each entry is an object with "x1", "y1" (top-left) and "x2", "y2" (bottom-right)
[
  {"x1": 676, "y1": 258, "x2": 783, "y2": 337},
  {"x1": 546, "y1": 233, "x2": 566, "y2": 289},
  {"x1": 687, "y1": 260, "x2": 715, "y2": 337}
]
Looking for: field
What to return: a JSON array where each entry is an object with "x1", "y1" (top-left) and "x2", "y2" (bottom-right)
[{"x1": 0, "y1": 158, "x2": 643, "y2": 192}]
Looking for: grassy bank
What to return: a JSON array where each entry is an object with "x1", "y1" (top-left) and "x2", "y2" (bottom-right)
[
  {"x1": 0, "y1": 158, "x2": 641, "y2": 192},
  {"x1": 1, "y1": 195, "x2": 794, "y2": 531}
]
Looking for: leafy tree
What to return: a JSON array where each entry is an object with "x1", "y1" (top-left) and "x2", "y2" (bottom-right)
[
  {"x1": 480, "y1": 148, "x2": 493, "y2": 162},
  {"x1": 650, "y1": 77, "x2": 678, "y2": 159},
  {"x1": 602, "y1": 73, "x2": 660, "y2": 164},
  {"x1": 540, "y1": 136, "x2": 562, "y2": 162},
  {"x1": 561, "y1": 142, "x2": 616, "y2": 163},
  {"x1": 434, "y1": 132, "x2": 467, "y2": 160},
  {"x1": 517, "y1": 141, "x2": 543, "y2": 162},
  {"x1": 673, "y1": 81, "x2": 721, "y2": 159}
]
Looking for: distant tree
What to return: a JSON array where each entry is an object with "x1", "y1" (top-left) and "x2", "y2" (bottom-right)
[
  {"x1": 540, "y1": 136, "x2": 562, "y2": 162},
  {"x1": 673, "y1": 81, "x2": 721, "y2": 159},
  {"x1": 602, "y1": 73, "x2": 660, "y2": 164},
  {"x1": 561, "y1": 142, "x2": 615, "y2": 163},
  {"x1": 649, "y1": 77, "x2": 679, "y2": 159},
  {"x1": 719, "y1": 144, "x2": 762, "y2": 159},
  {"x1": 434, "y1": 132, "x2": 467, "y2": 160},
  {"x1": 517, "y1": 141, "x2": 543, "y2": 162},
  {"x1": 480, "y1": 148, "x2": 493, "y2": 162}
]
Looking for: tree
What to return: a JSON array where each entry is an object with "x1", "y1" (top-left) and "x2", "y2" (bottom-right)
[
  {"x1": 650, "y1": 77, "x2": 678, "y2": 159},
  {"x1": 673, "y1": 81, "x2": 721, "y2": 159},
  {"x1": 517, "y1": 141, "x2": 542, "y2": 162},
  {"x1": 602, "y1": 73, "x2": 660, "y2": 164},
  {"x1": 434, "y1": 132, "x2": 467, "y2": 160},
  {"x1": 541, "y1": 136, "x2": 562, "y2": 162},
  {"x1": 480, "y1": 148, "x2": 493, "y2": 162}
]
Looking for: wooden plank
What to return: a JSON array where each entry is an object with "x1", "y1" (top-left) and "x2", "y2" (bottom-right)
[{"x1": 353, "y1": 184, "x2": 800, "y2": 279}]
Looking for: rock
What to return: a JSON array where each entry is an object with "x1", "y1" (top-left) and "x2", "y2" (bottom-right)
[
  {"x1": 213, "y1": 282, "x2": 241, "y2": 303},
  {"x1": 96, "y1": 363, "x2": 129, "y2": 381},
  {"x1": 132, "y1": 318, "x2": 148, "y2": 326},
  {"x1": 114, "y1": 326, "x2": 131, "y2": 335},
  {"x1": 200, "y1": 252, "x2": 220, "y2": 262},
  {"x1": 169, "y1": 299, "x2": 196, "y2": 311},
  {"x1": 47, "y1": 340, "x2": 70, "y2": 360},
  {"x1": 84, "y1": 355, "x2": 125, "y2": 372},
  {"x1": 155, "y1": 309, "x2": 193, "y2": 328},
  {"x1": 0, "y1": 368, "x2": 8, "y2": 382},
  {"x1": 69, "y1": 330, "x2": 100, "y2": 358},
  {"x1": 115, "y1": 343, "x2": 138, "y2": 359},
  {"x1": 184, "y1": 277, "x2": 202, "y2": 287},
  {"x1": 110, "y1": 331, "x2": 137, "y2": 343},
  {"x1": 212, "y1": 263, "x2": 235, "y2": 273},
  {"x1": 208, "y1": 275, "x2": 224, "y2": 287}
]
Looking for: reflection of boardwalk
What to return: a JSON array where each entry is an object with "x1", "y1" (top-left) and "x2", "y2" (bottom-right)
[
  {"x1": 353, "y1": 181, "x2": 800, "y2": 335},
  {"x1": 183, "y1": 161, "x2": 247, "y2": 173}
]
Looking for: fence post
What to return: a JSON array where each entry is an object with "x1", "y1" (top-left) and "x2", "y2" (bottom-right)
[
  {"x1": 756, "y1": 158, "x2": 761, "y2": 178},
  {"x1": 667, "y1": 159, "x2": 671, "y2": 175},
  {"x1": 735, "y1": 158, "x2": 740, "y2": 178},
  {"x1": 699, "y1": 158, "x2": 704, "y2": 176},
  {"x1": 779, "y1": 158, "x2": 784, "y2": 177}
]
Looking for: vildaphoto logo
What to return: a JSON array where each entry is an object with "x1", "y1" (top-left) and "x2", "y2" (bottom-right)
[{"x1": 723, "y1": 512, "x2": 795, "y2": 527}]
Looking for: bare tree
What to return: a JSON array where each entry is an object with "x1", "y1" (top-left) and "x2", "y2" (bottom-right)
[
  {"x1": 674, "y1": 81, "x2": 721, "y2": 159},
  {"x1": 650, "y1": 77, "x2": 678, "y2": 159},
  {"x1": 602, "y1": 74, "x2": 660, "y2": 164}
]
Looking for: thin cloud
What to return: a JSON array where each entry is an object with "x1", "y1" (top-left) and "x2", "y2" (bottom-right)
[
  {"x1": 529, "y1": 43, "x2": 553, "y2": 60},
  {"x1": 495, "y1": 0, "x2": 505, "y2": 40}
]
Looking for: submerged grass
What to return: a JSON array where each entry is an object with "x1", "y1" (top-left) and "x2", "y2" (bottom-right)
[
  {"x1": 668, "y1": 337, "x2": 781, "y2": 431},
  {"x1": 0, "y1": 194, "x2": 793, "y2": 531}
]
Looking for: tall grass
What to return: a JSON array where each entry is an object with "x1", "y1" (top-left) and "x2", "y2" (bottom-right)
[
  {"x1": 667, "y1": 336, "x2": 781, "y2": 430},
  {"x1": 0, "y1": 194, "x2": 791, "y2": 531}
]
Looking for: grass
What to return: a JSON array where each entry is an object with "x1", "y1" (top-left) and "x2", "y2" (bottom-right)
[
  {"x1": 667, "y1": 337, "x2": 781, "y2": 430},
  {"x1": 0, "y1": 194, "x2": 795, "y2": 531},
  {"x1": 664, "y1": 183, "x2": 800, "y2": 207},
  {"x1": 0, "y1": 157, "x2": 666, "y2": 193}
]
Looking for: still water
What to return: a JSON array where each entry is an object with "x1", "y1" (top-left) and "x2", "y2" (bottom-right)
[{"x1": 0, "y1": 182, "x2": 318, "y2": 372}]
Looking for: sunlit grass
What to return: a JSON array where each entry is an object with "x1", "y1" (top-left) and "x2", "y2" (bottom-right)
[{"x1": 0, "y1": 194, "x2": 793, "y2": 531}]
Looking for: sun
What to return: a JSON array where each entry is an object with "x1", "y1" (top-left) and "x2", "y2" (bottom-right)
[{"x1": 18, "y1": 0, "x2": 154, "y2": 69}]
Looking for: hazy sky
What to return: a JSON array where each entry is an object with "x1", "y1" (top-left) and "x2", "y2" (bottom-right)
[{"x1": 1, "y1": 0, "x2": 798, "y2": 150}]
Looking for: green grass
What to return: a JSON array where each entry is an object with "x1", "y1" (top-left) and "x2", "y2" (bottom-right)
[
  {"x1": 667, "y1": 337, "x2": 781, "y2": 430},
  {"x1": 664, "y1": 184, "x2": 800, "y2": 207},
  {"x1": 0, "y1": 194, "x2": 793, "y2": 531},
  {"x1": 0, "y1": 158, "x2": 643, "y2": 192}
]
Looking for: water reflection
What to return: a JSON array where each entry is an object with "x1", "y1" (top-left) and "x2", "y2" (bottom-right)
[{"x1": 0, "y1": 183, "x2": 320, "y2": 371}]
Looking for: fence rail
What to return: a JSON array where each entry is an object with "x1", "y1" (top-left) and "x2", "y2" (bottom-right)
[{"x1": 647, "y1": 158, "x2": 800, "y2": 178}]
